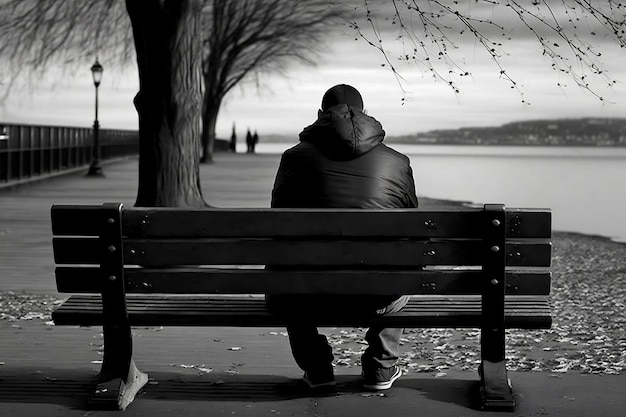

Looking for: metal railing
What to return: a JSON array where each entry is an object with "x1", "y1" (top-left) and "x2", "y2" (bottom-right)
[{"x1": 0, "y1": 123, "x2": 138, "y2": 184}]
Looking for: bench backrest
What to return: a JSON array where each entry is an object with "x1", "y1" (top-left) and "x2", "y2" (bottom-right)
[{"x1": 51, "y1": 203, "x2": 551, "y2": 298}]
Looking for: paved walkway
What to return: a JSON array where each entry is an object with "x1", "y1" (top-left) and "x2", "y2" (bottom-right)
[
  {"x1": 1, "y1": 155, "x2": 624, "y2": 416},
  {"x1": 0, "y1": 154, "x2": 279, "y2": 294}
]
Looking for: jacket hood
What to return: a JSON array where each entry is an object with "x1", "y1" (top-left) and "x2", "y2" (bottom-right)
[{"x1": 299, "y1": 104, "x2": 385, "y2": 159}]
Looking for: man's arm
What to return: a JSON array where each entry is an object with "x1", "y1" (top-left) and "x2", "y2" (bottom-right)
[
  {"x1": 271, "y1": 150, "x2": 310, "y2": 208},
  {"x1": 404, "y1": 165, "x2": 419, "y2": 208}
]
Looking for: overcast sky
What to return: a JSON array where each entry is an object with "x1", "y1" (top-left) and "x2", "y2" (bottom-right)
[{"x1": 1, "y1": 2, "x2": 624, "y2": 139}]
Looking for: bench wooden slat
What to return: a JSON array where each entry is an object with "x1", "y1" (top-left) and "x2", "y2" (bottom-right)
[
  {"x1": 123, "y1": 208, "x2": 551, "y2": 239},
  {"x1": 52, "y1": 237, "x2": 99, "y2": 264},
  {"x1": 52, "y1": 238, "x2": 552, "y2": 267},
  {"x1": 51, "y1": 295, "x2": 552, "y2": 329},
  {"x1": 51, "y1": 205, "x2": 106, "y2": 236},
  {"x1": 55, "y1": 266, "x2": 552, "y2": 295},
  {"x1": 51, "y1": 205, "x2": 551, "y2": 239},
  {"x1": 124, "y1": 208, "x2": 489, "y2": 238}
]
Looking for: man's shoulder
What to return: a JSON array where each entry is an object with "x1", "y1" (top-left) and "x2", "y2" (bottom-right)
[
  {"x1": 280, "y1": 142, "x2": 410, "y2": 166},
  {"x1": 281, "y1": 141, "x2": 317, "y2": 157},
  {"x1": 372, "y1": 143, "x2": 411, "y2": 163}
]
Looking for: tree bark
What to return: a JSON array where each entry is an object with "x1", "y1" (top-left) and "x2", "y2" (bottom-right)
[
  {"x1": 200, "y1": 96, "x2": 222, "y2": 164},
  {"x1": 125, "y1": 0, "x2": 206, "y2": 207}
]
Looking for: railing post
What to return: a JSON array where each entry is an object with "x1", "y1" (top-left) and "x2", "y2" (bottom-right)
[
  {"x1": 18, "y1": 126, "x2": 25, "y2": 179},
  {"x1": 33, "y1": 126, "x2": 41, "y2": 176},
  {"x1": 43, "y1": 126, "x2": 51, "y2": 173},
  {"x1": 51, "y1": 126, "x2": 59, "y2": 171}
]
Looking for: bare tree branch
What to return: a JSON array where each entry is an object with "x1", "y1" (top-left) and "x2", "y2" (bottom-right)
[
  {"x1": 0, "y1": 0, "x2": 134, "y2": 97},
  {"x1": 203, "y1": 0, "x2": 340, "y2": 100},
  {"x1": 198, "y1": 0, "x2": 343, "y2": 161},
  {"x1": 348, "y1": 0, "x2": 626, "y2": 103}
]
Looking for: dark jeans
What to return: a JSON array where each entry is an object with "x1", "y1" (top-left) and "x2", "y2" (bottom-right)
[{"x1": 265, "y1": 294, "x2": 410, "y2": 373}]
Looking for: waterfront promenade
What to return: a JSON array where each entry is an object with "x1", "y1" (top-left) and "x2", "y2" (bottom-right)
[{"x1": 1, "y1": 154, "x2": 624, "y2": 416}]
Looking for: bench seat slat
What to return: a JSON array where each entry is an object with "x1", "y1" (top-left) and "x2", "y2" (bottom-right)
[
  {"x1": 51, "y1": 206, "x2": 551, "y2": 239},
  {"x1": 123, "y1": 208, "x2": 552, "y2": 239},
  {"x1": 55, "y1": 267, "x2": 552, "y2": 295},
  {"x1": 53, "y1": 238, "x2": 552, "y2": 267},
  {"x1": 52, "y1": 295, "x2": 551, "y2": 329}
]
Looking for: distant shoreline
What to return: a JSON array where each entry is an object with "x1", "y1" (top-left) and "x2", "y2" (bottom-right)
[
  {"x1": 247, "y1": 139, "x2": 626, "y2": 148},
  {"x1": 385, "y1": 142, "x2": 626, "y2": 148},
  {"x1": 248, "y1": 117, "x2": 626, "y2": 147}
]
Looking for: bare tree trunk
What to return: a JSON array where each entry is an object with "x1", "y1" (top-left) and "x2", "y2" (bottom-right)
[
  {"x1": 200, "y1": 98, "x2": 221, "y2": 164},
  {"x1": 126, "y1": 0, "x2": 206, "y2": 207}
]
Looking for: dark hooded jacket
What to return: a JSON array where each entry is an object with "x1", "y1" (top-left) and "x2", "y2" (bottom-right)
[
  {"x1": 271, "y1": 104, "x2": 418, "y2": 209},
  {"x1": 267, "y1": 104, "x2": 417, "y2": 314}
]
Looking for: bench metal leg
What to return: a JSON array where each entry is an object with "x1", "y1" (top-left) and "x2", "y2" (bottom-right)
[
  {"x1": 88, "y1": 203, "x2": 148, "y2": 410},
  {"x1": 479, "y1": 205, "x2": 515, "y2": 410},
  {"x1": 90, "y1": 358, "x2": 148, "y2": 411},
  {"x1": 478, "y1": 360, "x2": 515, "y2": 411},
  {"x1": 89, "y1": 323, "x2": 148, "y2": 410}
]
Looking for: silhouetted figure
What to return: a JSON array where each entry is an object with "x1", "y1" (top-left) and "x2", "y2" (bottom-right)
[
  {"x1": 246, "y1": 128, "x2": 253, "y2": 153},
  {"x1": 251, "y1": 130, "x2": 259, "y2": 153},
  {"x1": 230, "y1": 123, "x2": 237, "y2": 153},
  {"x1": 266, "y1": 84, "x2": 418, "y2": 391}
]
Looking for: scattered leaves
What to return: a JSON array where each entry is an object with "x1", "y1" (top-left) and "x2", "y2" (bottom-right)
[
  {"x1": 0, "y1": 292, "x2": 63, "y2": 322},
  {"x1": 322, "y1": 233, "x2": 625, "y2": 376}
]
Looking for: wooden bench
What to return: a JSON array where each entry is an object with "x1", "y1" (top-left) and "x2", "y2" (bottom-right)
[{"x1": 51, "y1": 202, "x2": 552, "y2": 411}]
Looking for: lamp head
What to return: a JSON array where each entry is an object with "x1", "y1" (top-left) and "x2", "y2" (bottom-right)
[{"x1": 91, "y1": 59, "x2": 103, "y2": 87}]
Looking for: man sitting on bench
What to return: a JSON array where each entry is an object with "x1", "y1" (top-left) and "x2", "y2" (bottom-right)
[{"x1": 266, "y1": 84, "x2": 419, "y2": 391}]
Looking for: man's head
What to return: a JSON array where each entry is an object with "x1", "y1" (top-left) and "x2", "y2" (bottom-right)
[{"x1": 321, "y1": 84, "x2": 364, "y2": 111}]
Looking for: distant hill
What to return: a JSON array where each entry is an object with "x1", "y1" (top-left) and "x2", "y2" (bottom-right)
[{"x1": 387, "y1": 118, "x2": 626, "y2": 147}]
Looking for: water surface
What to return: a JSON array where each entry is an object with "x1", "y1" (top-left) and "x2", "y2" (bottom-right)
[{"x1": 256, "y1": 143, "x2": 626, "y2": 242}]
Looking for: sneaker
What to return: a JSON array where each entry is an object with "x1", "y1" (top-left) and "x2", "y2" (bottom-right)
[
  {"x1": 303, "y1": 371, "x2": 336, "y2": 389},
  {"x1": 362, "y1": 365, "x2": 402, "y2": 390}
]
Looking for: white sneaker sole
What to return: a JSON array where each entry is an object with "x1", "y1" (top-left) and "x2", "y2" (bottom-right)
[{"x1": 362, "y1": 367, "x2": 402, "y2": 390}]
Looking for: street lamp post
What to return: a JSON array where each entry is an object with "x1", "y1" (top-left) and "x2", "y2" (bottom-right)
[{"x1": 87, "y1": 59, "x2": 104, "y2": 177}]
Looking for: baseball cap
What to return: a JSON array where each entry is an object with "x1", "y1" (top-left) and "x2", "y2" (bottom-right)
[{"x1": 321, "y1": 84, "x2": 364, "y2": 111}]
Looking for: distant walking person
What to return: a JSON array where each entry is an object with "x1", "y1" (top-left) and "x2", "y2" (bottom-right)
[
  {"x1": 252, "y1": 130, "x2": 259, "y2": 153},
  {"x1": 246, "y1": 128, "x2": 253, "y2": 153},
  {"x1": 266, "y1": 84, "x2": 418, "y2": 391},
  {"x1": 230, "y1": 123, "x2": 237, "y2": 153}
]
